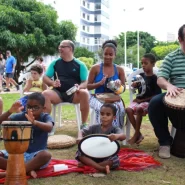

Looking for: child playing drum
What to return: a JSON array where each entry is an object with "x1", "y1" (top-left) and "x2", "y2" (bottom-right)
[
  {"x1": 126, "y1": 53, "x2": 161, "y2": 145},
  {"x1": 76, "y1": 103, "x2": 126, "y2": 174},
  {"x1": 0, "y1": 92, "x2": 54, "y2": 178}
]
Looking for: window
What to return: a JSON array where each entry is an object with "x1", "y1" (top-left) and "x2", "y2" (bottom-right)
[
  {"x1": 95, "y1": 3, "x2": 101, "y2": 10},
  {"x1": 87, "y1": 38, "x2": 89, "y2": 44},
  {"x1": 87, "y1": 15, "x2": 90, "y2": 20},
  {"x1": 83, "y1": 0, "x2": 85, "y2": 6},
  {"x1": 83, "y1": 13, "x2": 85, "y2": 19},
  {"x1": 94, "y1": 38, "x2": 98, "y2": 44},
  {"x1": 94, "y1": 15, "x2": 97, "y2": 22},
  {"x1": 87, "y1": 3, "x2": 90, "y2": 9},
  {"x1": 82, "y1": 25, "x2": 85, "y2": 31},
  {"x1": 87, "y1": 26, "x2": 89, "y2": 32},
  {"x1": 83, "y1": 37, "x2": 85, "y2": 43}
]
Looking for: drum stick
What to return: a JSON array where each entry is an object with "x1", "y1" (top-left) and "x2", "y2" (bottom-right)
[{"x1": 55, "y1": 72, "x2": 59, "y2": 80}]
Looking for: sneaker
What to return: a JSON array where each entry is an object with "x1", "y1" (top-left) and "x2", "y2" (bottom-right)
[
  {"x1": 16, "y1": 85, "x2": 19, "y2": 90},
  {"x1": 4, "y1": 88, "x2": 10, "y2": 92},
  {"x1": 159, "y1": 146, "x2": 171, "y2": 159},
  {"x1": 80, "y1": 123, "x2": 88, "y2": 129}
]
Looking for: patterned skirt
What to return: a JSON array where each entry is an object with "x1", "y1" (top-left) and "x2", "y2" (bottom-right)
[{"x1": 89, "y1": 95, "x2": 125, "y2": 128}]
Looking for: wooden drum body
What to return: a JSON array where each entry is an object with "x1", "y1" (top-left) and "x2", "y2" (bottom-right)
[
  {"x1": 163, "y1": 90, "x2": 185, "y2": 158},
  {"x1": 1, "y1": 121, "x2": 32, "y2": 185}
]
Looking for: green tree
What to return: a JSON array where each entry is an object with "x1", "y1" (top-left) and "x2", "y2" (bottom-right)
[
  {"x1": 74, "y1": 47, "x2": 95, "y2": 60},
  {"x1": 78, "y1": 57, "x2": 94, "y2": 70},
  {"x1": 116, "y1": 31, "x2": 156, "y2": 53},
  {"x1": 127, "y1": 45, "x2": 146, "y2": 68},
  {"x1": 151, "y1": 44, "x2": 179, "y2": 60},
  {"x1": 0, "y1": 0, "x2": 77, "y2": 80}
]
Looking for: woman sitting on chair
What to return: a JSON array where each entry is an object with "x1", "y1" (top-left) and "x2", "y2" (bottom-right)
[{"x1": 87, "y1": 40, "x2": 126, "y2": 128}]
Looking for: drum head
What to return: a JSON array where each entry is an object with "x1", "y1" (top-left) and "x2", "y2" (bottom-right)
[
  {"x1": 78, "y1": 134, "x2": 120, "y2": 159},
  {"x1": 1, "y1": 121, "x2": 32, "y2": 127},
  {"x1": 164, "y1": 89, "x2": 185, "y2": 109},
  {"x1": 23, "y1": 92, "x2": 33, "y2": 95},
  {"x1": 95, "y1": 93, "x2": 120, "y2": 103}
]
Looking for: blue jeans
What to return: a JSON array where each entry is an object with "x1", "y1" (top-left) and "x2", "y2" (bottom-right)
[
  {"x1": 148, "y1": 93, "x2": 173, "y2": 146},
  {"x1": 1, "y1": 150, "x2": 50, "y2": 169}
]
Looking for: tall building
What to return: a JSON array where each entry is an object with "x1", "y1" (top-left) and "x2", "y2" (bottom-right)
[{"x1": 39, "y1": 0, "x2": 110, "y2": 52}]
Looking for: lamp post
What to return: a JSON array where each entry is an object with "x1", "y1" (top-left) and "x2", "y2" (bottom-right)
[{"x1": 137, "y1": 7, "x2": 144, "y2": 69}]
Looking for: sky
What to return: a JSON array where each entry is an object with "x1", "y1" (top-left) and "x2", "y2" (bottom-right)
[
  {"x1": 42, "y1": 0, "x2": 185, "y2": 42},
  {"x1": 110, "y1": 0, "x2": 184, "y2": 41}
]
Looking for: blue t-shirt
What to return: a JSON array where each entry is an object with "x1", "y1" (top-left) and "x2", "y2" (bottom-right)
[
  {"x1": 5, "y1": 56, "x2": 16, "y2": 73},
  {"x1": 10, "y1": 112, "x2": 54, "y2": 153}
]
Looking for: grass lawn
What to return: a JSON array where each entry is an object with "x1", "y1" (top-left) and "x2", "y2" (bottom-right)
[{"x1": 0, "y1": 92, "x2": 185, "y2": 185}]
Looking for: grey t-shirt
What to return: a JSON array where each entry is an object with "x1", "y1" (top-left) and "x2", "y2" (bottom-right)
[{"x1": 82, "y1": 124, "x2": 123, "y2": 137}]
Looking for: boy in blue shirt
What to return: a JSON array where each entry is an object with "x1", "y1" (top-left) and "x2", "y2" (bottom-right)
[{"x1": 0, "y1": 92, "x2": 54, "y2": 178}]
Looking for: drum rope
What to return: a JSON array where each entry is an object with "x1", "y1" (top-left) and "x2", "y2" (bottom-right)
[{"x1": 20, "y1": 124, "x2": 25, "y2": 143}]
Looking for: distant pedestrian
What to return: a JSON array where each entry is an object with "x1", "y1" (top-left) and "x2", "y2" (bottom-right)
[{"x1": 4, "y1": 50, "x2": 19, "y2": 92}]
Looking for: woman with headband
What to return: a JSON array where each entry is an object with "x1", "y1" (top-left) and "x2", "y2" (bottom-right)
[{"x1": 88, "y1": 40, "x2": 126, "y2": 128}]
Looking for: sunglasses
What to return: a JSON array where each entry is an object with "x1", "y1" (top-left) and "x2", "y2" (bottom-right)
[{"x1": 58, "y1": 45, "x2": 70, "y2": 49}]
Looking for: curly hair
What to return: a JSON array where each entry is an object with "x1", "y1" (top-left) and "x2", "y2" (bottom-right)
[{"x1": 30, "y1": 64, "x2": 43, "y2": 74}]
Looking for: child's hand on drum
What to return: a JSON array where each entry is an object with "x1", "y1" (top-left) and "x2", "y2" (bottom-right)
[
  {"x1": 9, "y1": 101, "x2": 24, "y2": 113},
  {"x1": 76, "y1": 138, "x2": 82, "y2": 144},
  {"x1": 108, "y1": 134, "x2": 118, "y2": 142},
  {"x1": 25, "y1": 109, "x2": 35, "y2": 125}
]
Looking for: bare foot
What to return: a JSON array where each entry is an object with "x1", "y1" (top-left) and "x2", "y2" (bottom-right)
[
  {"x1": 136, "y1": 134, "x2": 144, "y2": 145},
  {"x1": 128, "y1": 135, "x2": 139, "y2": 145},
  {"x1": 29, "y1": 170, "x2": 37, "y2": 178},
  {"x1": 105, "y1": 165, "x2": 110, "y2": 174},
  {"x1": 0, "y1": 172, "x2": 6, "y2": 178}
]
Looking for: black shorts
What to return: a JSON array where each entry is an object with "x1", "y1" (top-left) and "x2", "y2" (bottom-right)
[
  {"x1": 53, "y1": 88, "x2": 75, "y2": 103},
  {"x1": 6, "y1": 73, "x2": 14, "y2": 78}
]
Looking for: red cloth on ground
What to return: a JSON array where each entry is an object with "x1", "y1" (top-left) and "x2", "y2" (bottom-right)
[{"x1": 0, "y1": 148, "x2": 161, "y2": 183}]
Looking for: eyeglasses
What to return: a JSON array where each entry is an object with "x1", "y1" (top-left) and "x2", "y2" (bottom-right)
[
  {"x1": 58, "y1": 45, "x2": 70, "y2": 49},
  {"x1": 26, "y1": 105, "x2": 42, "y2": 111}
]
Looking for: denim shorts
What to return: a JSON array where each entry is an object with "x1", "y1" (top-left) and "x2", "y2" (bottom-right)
[{"x1": 1, "y1": 149, "x2": 50, "y2": 169}]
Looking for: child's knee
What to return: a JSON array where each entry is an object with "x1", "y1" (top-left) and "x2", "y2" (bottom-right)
[
  {"x1": 37, "y1": 151, "x2": 51, "y2": 163},
  {"x1": 125, "y1": 107, "x2": 133, "y2": 114},
  {"x1": 136, "y1": 107, "x2": 143, "y2": 114}
]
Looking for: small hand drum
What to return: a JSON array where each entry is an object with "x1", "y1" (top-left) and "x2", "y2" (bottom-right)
[
  {"x1": 23, "y1": 92, "x2": 34, "y2": 95},
  {"x1": 78, "y1": 134, "x2": 120, "y2": 159},
  {"x1": 66, "y1": 86, "x2": 77, "y2": 95},
  {"x1": 95, "y1": 93, "x2": 120, "y2": 103},
  {"x1": 1, "y1": 121, "x2": 32, "y2": 185}
]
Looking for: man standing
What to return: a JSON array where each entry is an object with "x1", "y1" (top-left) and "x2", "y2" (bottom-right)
[
  {"x1": 4, "y1": 50, "x2": 19, "y2": 92},
  {"x1": 148, "y1": 24, "x2": 185, "y2": 159},
  {"x1": 42, "y1": 40, "x2": 89, "y2": 128}
]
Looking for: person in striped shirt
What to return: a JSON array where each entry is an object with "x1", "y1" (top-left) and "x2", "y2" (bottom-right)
[{"x1": 148, "y1": 24, "x2": 185, "y2": 159}]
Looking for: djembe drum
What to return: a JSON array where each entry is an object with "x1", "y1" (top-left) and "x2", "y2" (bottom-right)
[
  {"x1": 163, "y1": 90, "x2": 185, "y2": 158},
  {"x1": 1, "y1": 121, "x2": 32, "y2": 185}
]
